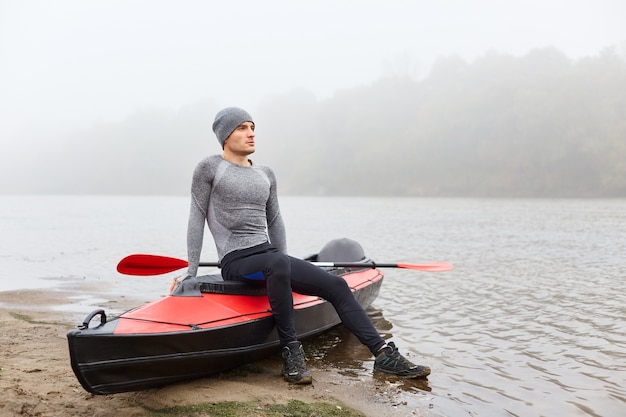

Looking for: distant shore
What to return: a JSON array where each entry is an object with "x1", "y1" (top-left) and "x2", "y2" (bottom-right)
[{"x1": 0, "y1": 289, "x2": 432, "y2": 417}]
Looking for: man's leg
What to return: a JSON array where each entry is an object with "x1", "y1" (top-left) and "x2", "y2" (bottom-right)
[
  {"x1": 222, "y1": 250, "x2": 297, "y2": 345},
  {"x1": 287, "y1": 257, "x2": 386, "y2": 354},
  {"x1": 287, "y1": 257, "x2": 431, "y2": 378},
  {"x1": 221, "y1": 249, "x2": 312, "y2": 384}
]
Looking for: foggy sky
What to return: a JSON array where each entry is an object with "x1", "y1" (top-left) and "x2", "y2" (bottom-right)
[{"x1": 1, "y1": 0, "x2": 625, "y2": 166}]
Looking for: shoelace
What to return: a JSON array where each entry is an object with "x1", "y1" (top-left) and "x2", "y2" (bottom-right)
[
  {"x1": 284, "y1": 347, "x2": 306, "y2": 373},
  {"x1": 378, "y1": 345, "x2": 417, "y2": 369}
]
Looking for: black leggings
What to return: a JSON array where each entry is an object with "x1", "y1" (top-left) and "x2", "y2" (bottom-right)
[{"x1": 220, "y1": 242, "x2": 386, "y2": 355}]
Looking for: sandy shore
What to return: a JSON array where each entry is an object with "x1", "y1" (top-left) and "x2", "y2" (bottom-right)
[{"x1": 0, "y1": 289, "x2": 434, "y2": 417}]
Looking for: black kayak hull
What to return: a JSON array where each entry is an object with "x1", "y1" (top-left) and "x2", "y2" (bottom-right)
[{"x1": 67, "y1": 269, "x2": 383, "y2": 394}]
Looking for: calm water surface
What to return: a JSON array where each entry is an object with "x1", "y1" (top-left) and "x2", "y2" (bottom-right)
[{"x1": 1, "y1": 195, "x2": 625, "y2": 416}]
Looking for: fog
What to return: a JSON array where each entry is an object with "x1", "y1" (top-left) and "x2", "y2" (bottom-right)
[{"x1": 1, "y1": 0, "x2": 625, "y2": 196}]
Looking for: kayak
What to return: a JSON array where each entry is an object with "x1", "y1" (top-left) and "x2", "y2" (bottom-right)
[{"x1": 67, "y1": 238, "x2": 384, "y2": 395}]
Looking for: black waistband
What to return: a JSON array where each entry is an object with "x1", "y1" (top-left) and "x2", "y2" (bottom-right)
[{"x1": 220, "y1": 242, "x2": 277, "y2": 267}]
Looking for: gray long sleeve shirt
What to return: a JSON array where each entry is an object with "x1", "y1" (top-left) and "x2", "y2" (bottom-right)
[{"x1": 186, "y1": 155, "x2": 287, "y2": 276}]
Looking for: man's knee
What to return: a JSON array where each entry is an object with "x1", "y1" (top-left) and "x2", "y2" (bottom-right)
[
  {"x1": 266, "y1": 253, "x2": 291, "y2": 281},
  {"x1": 326, "y1": 275, "x2": 352, "y2": 297}
]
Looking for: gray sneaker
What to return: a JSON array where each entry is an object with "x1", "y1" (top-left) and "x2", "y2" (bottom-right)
[
  {"x1": 281, "y1": 341, "x2": 312, "y2": 384},
  {"x1": 374, "y1": 342, "x2": 431, "y2": 378}
]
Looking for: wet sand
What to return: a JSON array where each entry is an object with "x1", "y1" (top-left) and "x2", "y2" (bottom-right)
[{"x1": 0, "y1": 290, "x2": 433, "y2": 417}]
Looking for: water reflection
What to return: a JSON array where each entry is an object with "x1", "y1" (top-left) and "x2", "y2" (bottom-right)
[{"x1": 306, "y1": 306, "x2": 433, "y2": 394}]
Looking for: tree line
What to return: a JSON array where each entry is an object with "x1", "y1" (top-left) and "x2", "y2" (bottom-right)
[
  {"x1": 7, "y1": 46, "x2": 626, "y2": 197},
  {"x1": 259, "y1": 46, "x2": 626, "y2": 197}
]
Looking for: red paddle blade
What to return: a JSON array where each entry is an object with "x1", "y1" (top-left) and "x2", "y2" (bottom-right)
[
  {"x1": 397, "y1": 262, "x2": 453, "y2": 272},
  {"x1": 117, "y1": 254, "x2": 189, "y2": 276}
]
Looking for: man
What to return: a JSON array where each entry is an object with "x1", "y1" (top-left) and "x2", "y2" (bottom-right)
[{"x1": 186, "y1": 107, "x2": 430, "y2": 384}]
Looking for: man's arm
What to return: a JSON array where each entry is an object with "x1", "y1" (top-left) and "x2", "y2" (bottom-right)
[
  {"x1": 186, "y1": 160, "x2": 212, "y2": 276},
  {"x1": 265, "y1": 167, "x2": 287, "y2": 254},
  {"x1": 186, "y1": 196, "x2": 206, "y2": 277}
]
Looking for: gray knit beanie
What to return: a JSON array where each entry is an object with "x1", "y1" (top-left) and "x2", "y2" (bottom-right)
[{"x1": 212, "y1": 107, "x2": 254, "y2": 148}]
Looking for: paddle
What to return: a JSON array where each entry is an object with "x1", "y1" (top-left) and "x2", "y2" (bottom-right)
[{"x1": 117, "y1": 254, "x2": 453, "y2": 276}]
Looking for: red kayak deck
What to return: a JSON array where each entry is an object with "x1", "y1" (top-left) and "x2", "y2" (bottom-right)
[{"x1": 114, "y1": 268, "x2": 382, "y2": 334}]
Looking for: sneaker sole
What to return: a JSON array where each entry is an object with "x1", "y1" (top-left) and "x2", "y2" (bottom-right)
[
  {"x1": 284, "y1": 374, "x2": 313, "y2": 385},
  {"x1": 374, "y1": 366, "x2": 431, "y2": 379}
]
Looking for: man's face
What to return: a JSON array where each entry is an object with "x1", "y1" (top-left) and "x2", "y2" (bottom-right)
[{"x1": 224, "y1": 122, "x2": 256, "y2": 155}]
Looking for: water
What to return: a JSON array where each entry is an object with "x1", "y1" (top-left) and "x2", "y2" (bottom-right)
[{"x1": 1, "y1": 195, "x2": 625, "y2": 416}]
